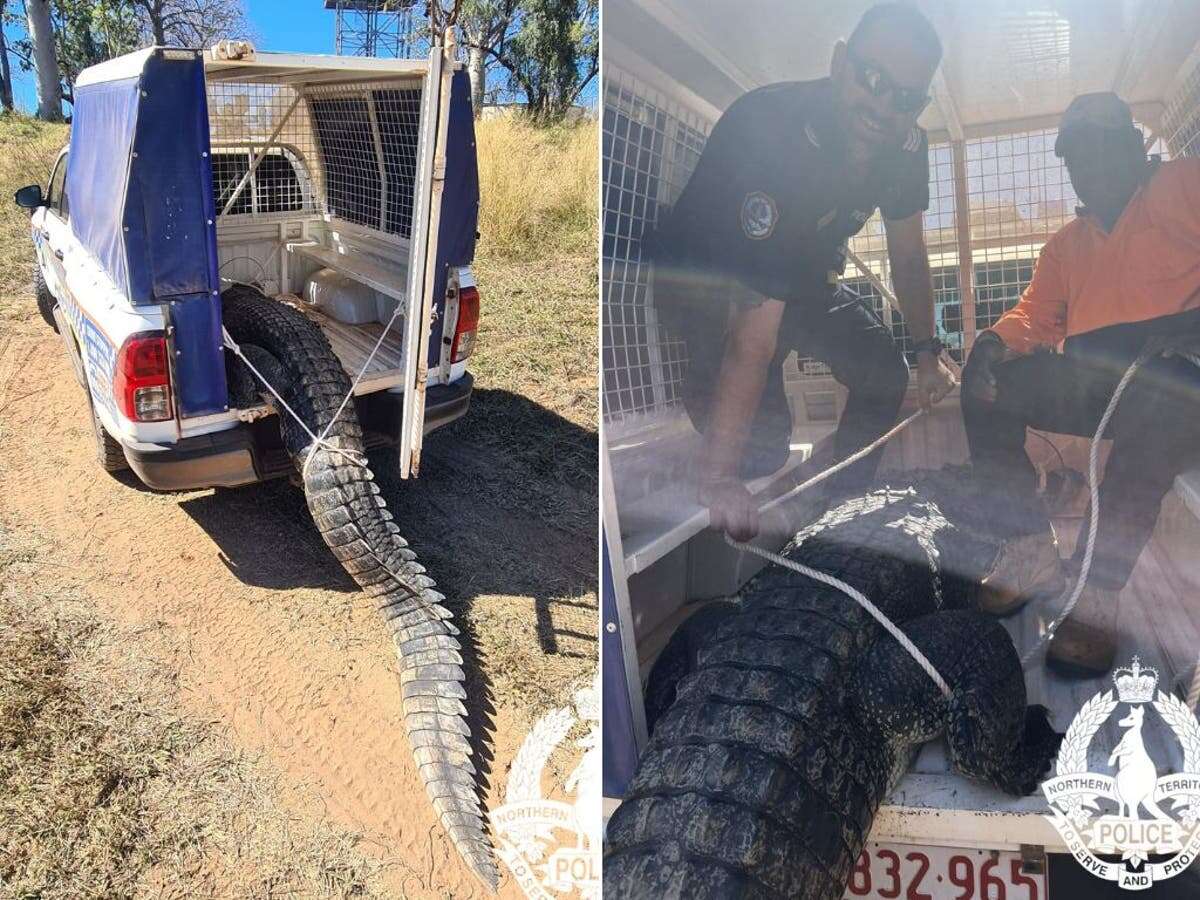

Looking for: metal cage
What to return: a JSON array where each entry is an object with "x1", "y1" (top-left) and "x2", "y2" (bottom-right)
[
  {"x1": 602, "y1": 66, "x2": 711, "y2": 431},
  {"x1": 205, "y1": 75, "x2": 426, "y2": 241}
]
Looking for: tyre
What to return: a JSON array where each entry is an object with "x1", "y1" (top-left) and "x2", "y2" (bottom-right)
[
  {"x1": 33, "y1": 262, "x2": 59, "y2": 333},
  {"x1": 90, "y1": 398, "x2": 129, "y2": 473}
]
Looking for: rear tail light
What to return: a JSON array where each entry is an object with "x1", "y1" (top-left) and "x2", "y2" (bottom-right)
[
  {"x1": 113, "y1": 333, "x2": 172, "y2": 422},
  {"x1": 451, "y1": 285, "x2": 480, "y2": 363}
]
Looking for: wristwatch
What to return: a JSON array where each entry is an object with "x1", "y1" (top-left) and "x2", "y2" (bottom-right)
[{"x1": 912, "y1": 336, "x2": 944, "y2": 357}]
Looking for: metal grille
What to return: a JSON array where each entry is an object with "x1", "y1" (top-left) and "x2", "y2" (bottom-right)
[
  {"x1": 205, "y1": 78, "x2": 423, "y2": 238},
  {"x1": 965, "y1": 128, "x2": 1074, "y2": 331},
  {"x1": 209, "y1": 149, "x2": 306, "y2": 216},
  {"x1": 602, "y1": 67, "x2": 710, "y2": 426},
  {"x1": 833, "y1": 141, "x2": 961, "y2": 368},
  {"x1": 309, "y1": 85, "x2": 423, "y2": 237},
  {"x1": 601, "y1": 73, "x2": 1191, "y2": 422},
  {"x1": 835, "y1": 129, "x2": 1076, "y2": 369},
  {"x1": 1164, "y1": 56, "x2": 1200, "y2": 158}
]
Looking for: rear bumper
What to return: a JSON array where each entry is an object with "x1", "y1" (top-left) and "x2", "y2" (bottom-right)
[
  {"x1": 358, "y1": 372, "x2": 474, "y2": 439},
  {"x1": 124, "y1": 374, "x2": 473, "y2": 491}
]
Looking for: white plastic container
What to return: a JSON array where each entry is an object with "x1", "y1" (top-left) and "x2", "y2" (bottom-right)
[
  {"x1": 304, "y1": 268, "x2": 379, "y2": 325},
  {"x1": 375, "y1": 291, "x2": 402, "y2": 326}
]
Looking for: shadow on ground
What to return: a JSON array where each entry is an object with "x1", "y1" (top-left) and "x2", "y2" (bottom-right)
[
  {"x1": 177, "y1": 388, "x2": 597, "y2": 655},
  {"x1": 177, "y1": 387, "x2": 598, "y2": 819}
]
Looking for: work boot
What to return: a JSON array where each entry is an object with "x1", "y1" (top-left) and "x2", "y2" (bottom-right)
[
  {"x1": 1046, "y1": 584, "x2": 1120, "y2": 678},
  {"x1": 979, "y1": 527, "x2": 1065, "y2": 616}
]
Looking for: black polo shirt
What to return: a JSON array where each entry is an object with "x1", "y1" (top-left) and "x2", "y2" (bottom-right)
[{"x1": 653, "y1": 78, "x2": 930, "y2": 304}]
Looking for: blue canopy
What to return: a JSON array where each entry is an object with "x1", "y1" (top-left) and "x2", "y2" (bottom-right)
[
  {"x1": 68, "y1": 49, "x2": 226, "y2": 418},
  {"x1": 427, "y1": 69, "x2": 480, "y2": 366}
]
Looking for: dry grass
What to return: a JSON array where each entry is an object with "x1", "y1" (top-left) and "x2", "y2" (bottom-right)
[
  {"x1": 473, "y1": 115, "x2": 598, "y2": 261},
  {"x1": 0, "y1": 114, "x2": 68, "y2": 321},
  {"x1": 468, "y1": 116, "x2": 598, "y2": 433},
  {"x1": 0, "y1": 527, "x2": 388, "y2": 900}
]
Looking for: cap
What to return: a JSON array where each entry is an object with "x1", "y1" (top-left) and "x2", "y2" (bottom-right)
[{"x1": 1054, "y1": 92, "x2": 1135, "y2": 156}]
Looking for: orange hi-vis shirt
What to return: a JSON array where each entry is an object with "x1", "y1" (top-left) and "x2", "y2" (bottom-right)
[{"x1": 989, "y1": 158, "x2": 1200, "y2": 354}]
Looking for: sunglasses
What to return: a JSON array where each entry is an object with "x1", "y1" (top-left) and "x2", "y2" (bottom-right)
[{"x1": 847, "y1": 52, "x2": 930, "y2": 116}]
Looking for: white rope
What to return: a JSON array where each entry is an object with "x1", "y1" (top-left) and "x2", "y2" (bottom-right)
[
  {"x1": 223, "y1": 319, "x2": 445, "y2": 619},
  {"x1": 221, "y1": 326, "x2": 368, "y2": 470},
  {"x1": 725, "y1": 406, "x2": 953, "y2": 698},
  {"x1": 300, "y1": 298, "x2": 406, "y2": 479},
  {"x1": 725, "y1": 534, "x2": 953, "y2": 698},
  {"x1": 759, "y1": 409, "x2": 926, "y2": 515},
  {"x1": 1019, "y1": 349, "x2": 1150, "y2": 668},
  {"x1": 722, "y1": 342, "x2": 1198, "y2": 694},
  {"x1": 219, "y1": 289, "x2": 408, "y2": 477}
]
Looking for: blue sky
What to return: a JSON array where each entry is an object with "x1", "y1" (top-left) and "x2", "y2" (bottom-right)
[{"x1": 8, "y1": 2, "x2": 596, "y2": 112}]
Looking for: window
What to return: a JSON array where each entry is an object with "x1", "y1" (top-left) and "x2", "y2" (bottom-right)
[
  {"x1": 48, "y1": 152, "x2": 68, "y2": 220},
  {"x1": 210, "y1": 149, "x2": 305, "y2": 216}
]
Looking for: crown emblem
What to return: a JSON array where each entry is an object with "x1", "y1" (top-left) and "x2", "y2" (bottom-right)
[{"x1": 1113, "y1": 656, "x2": 1159, "y2": 704}]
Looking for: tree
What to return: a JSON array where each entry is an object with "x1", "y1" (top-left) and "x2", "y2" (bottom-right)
[
  {"x1": 497, "y1": 0, "x2": 595, "y2": 121},
  {"x1": 458, "y1": 0, "x2": 518, "y2": 116},
  {"x1": 456, "y1": 0, "x2": 596, "y2": 121},
  {"x1": 53, "y1": 0, "x2": 141, "y2": 103},
  {"x1": 130, "y1": 0, "x2": 252, "y2": 48},
  {"x1": 11, "y1": 0, "x2": 251, "y2": 115},
  {"x1": 0, "y1": 1, "x2": 14, "y2": 111},
  {"x1": 25, "y1": 0, "x2": 62, "y2": 120}
]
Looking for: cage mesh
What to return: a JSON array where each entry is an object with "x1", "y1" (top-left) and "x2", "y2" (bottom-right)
[
  {"x1": 601, "y1": 67, "x2": 1188, "y2": 429},
  {"x1": 205, "y1": 78, "x2": 423, "y2": 238},
  {"x1": 602, "y1": 67, "x2": 709, "y2": 426},
  {"x1": 1164, "y1": 56, "x2": 1200, "y2": 158}
]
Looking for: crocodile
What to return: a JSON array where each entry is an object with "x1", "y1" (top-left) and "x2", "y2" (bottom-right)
[
  {"x1": 604, "y1": 475, "x2": 1062, "y2": 899},
  {"x1": 221, "y1": 284, "x2": 498, "y2": 891}
]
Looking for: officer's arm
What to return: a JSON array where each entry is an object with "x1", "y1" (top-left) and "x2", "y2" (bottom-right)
[
  {"x1": 883, "y1": 211, "x2": 936, "y2": 346},
  {"x1": 699, "y1": 298, "x2": 787, "y2": 483}
]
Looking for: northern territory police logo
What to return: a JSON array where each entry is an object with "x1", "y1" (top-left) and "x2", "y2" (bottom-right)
[
  {"x1": 494, "y1": 674, "x2": 600, "y2": 898},
  {"x1": 1042, "y1": 657, "x2": 1200, "y2": 890},
  {"x1": 741, "y1": 191, "x2": 778, "y2": 240}
]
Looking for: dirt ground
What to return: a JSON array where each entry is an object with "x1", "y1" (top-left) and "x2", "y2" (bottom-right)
[{"x1": 0, "y1": 263, "x2": 598, "y2": 897}]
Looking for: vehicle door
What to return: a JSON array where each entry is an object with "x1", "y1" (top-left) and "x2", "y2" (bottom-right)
[
  {"x1": 40, "y1": 150, "x2": 73, "y2": 302},
  {"x1": 32, "y1": 150, "x2": 69, "y2": 299}
]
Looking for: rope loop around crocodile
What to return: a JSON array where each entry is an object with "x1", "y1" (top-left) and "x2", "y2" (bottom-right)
[
  {"x1": 724, "y1": 532, "x2": 954, "y2": 698},
  {"x1": 723, "y1": 408, "x2": 954, "y2": 698},
  {"x1": 221, "y1": 326, "x2": 370, "y2": 471},
  {"x1": 726, "y1": 346, "x2": 1200, "y2": 705}
]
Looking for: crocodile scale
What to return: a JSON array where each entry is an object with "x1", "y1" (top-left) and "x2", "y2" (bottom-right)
[
  {"x1": 605, "y1": 476, "x2": 1063, "y2": 899},
  {"x1": 221, "y1": 284, "x2": 498, "y2": 890}
]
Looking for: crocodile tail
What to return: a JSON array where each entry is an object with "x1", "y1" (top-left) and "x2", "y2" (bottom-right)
[{"x1": 220, "y1": 285, "x2": 498, "y2": 891}]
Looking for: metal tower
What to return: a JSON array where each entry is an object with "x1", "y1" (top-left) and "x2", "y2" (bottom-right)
[{"x1": 324, "y1": 0, "x2": 422, "y2": 58}]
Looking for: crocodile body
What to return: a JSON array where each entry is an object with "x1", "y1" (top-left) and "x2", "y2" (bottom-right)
[
  {"x1": 221, "y1": 285, "x2": 497, "y2": 890},
  {"x1": 605, "y1": 477, "x2": 1062, "y2": 899}
]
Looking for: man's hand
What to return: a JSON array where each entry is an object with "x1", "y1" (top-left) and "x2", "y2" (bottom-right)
[
  {"x1": 962, "y1": 333, "x2": 1009, "y2": 404},
  {"x1": 699, "y1": 476, "x2": 759, "y2": 542},
  {"x1": 915, "y1": 351, "x2": 956, "y2": 409}
]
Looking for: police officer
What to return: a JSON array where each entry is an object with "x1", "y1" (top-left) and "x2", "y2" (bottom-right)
[{"x1": 651, "y1": 3, "x2": 956, "y2": 541}]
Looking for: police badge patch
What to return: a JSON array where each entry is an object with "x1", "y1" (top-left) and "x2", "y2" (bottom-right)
[{"x1": 741, "y1": 191, "x2": 778, "y2": 240}]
